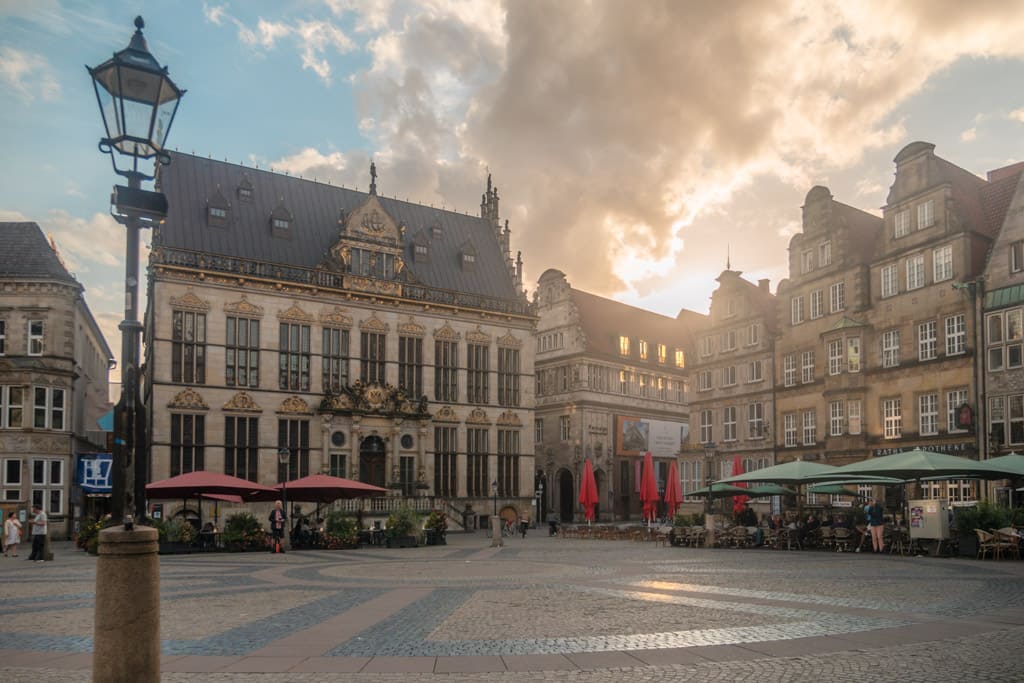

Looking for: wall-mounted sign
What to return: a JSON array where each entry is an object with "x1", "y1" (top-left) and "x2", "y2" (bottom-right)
[
  {"x1": 615, "y1": 415, "x2": 688, "y2": 458},
  {"x1": 76, "y1": 453, "x2": 112, "y2": 494},
  {"x1": 956, "y1": 403, "x2": 973, "y2": 429}
]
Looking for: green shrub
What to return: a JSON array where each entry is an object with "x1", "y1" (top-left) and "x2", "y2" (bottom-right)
[
  {"x1": 424, "y1": 510, "x2": 447, "y2": 533},
  {"x1": 221, "y1": 511, "x2": 265, "y2": 549},
  {"x1": 325, "y1": 511, "x2": 359, "y2": 546},
  {"x1": 954, "y1": 501, "x2": 1010, "y2": 534},
  {"x1": 384, "y1": 504, "x2": 421, "y2": 540}
]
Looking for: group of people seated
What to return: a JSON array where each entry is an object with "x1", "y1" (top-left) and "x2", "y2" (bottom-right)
[
  {"x1": 727, "y1": 504, "x2": 864, "y2": 549},
  {"x1": 289, "y1": 513, "x2": 326, "y2": 549}
]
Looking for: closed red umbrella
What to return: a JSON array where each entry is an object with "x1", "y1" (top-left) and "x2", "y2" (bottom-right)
[
  {"x1": 731, "y1": 456, "x2": 749, "y2": 517},
  {"x1": 639, "y1": 452, "x2": 659, "y2": 524},
  {"x1": 578, "y1": 460, "x2": 599, "y2": 523},
  {"x1": 663, "y1": 460, "x2": 683, "y2": 519}
]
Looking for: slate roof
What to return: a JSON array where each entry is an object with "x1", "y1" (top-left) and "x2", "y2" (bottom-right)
[
  {"x1": 0, "y1": 222, "x2": 78, "y2": 284},
  {"x1": 156, "y1": 152, "x2": 521, "y2": 302}
]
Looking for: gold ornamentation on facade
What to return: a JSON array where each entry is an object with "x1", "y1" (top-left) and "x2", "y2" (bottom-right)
[
  {"x1": 466, "y1": 407, "x2": 491, "y2": 425},
  {"x1": 466, "y1": 325, "x2": 491, "y2": 344},
  {"x1": 433, "y1": 405, "x2": 459, "y2": 423},
  {"x1": 359, "y1": 315, "x2": 389, "y2": 332},
  {"x1": 397, "y1": 316, "x2": 425, "y2": 337},
  {"x1": 223, "y1": 296, "x2": 264, "y2": 317},
  {"x1": 167, "y1": 388, "x2": 209, "y2": 410},
  {"x1": 278, "y1": 302, "x2": 314, "y2": 322},
  {"x1": 320, "y1": 306, "x2": 353, "y2": 327},
  {"x1": 169, "y1": 289, "x2": 211, "y2": 312},
  {"x1": 497, "y1": 330, "x2": 522, "y2": 348},
  {"x1": 496, "y1": 410, "x2": 522, "y2": 427},
  {"x1": 360, "y1": 209, "x2": 386, "y2": 234},
  {"x1": 348, "y1": 276, "x2": 401, "y2": 296},
  {"x1": 223, "y1": 391, "x2": 262, "y2": 412},
  {"x1": 278, "y1": 395, "x2": 313, "y2": 414},
  {"x1": 433, "y1": 322, "x2": 460, "y2": 340}
]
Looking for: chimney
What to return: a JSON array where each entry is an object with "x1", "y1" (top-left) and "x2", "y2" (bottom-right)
[{"x1": 758, "y1": 278, "x2": 770, "y2": 292}]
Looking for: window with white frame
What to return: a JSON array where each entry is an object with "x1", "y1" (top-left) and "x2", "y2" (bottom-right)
[
  {"x1": 791, "y1": 297, "x2": 804, "y2": 325},
  {"x1": 783, "y1": 413, "x2": 797, "y2": 447},
  {"x1": 990, "y1": 394, "x2": 1024, "y2": 446},
  {"x1": 674, "y1": 348, "x2": 685, "y2": 368},
  {"x1": 801, "y1": 250, "x2": 814, "y2": 273},
  {"x1": 848, "y1": 399, "x2": 862, "y2": 434},
  {"x1": 32, "y1": 386, "x2": 64, "y2": 430},
  {"x1": 882, "y1": 329, "x2": 900, "y2": 368},
  {"x1": 657, "y1": 343, "x2": 666, "y2": 364},
  {"x1": 829, "y1": 400, "x2": 844, "y2": 436},
  {"x1": 618, "y1": 335, "x2": 630, "y2": 356},
  {"x1": 810, "y1": 290, "x2": 824, "y2": 319},
  {"x1": 945, "y1": 314, "x2": 966, "y2": 356},
  {"x1": 918, "y1": 321, "x2": 937, "y2": 361},
  {"x1": 987, "y1": 312, "x2": 1005, "y2": 371},
  {"x1": 619, "y1": 370, "x2": 629, "y2": 394},
  {"x1": 933, "y1": 245, "x2": 953, "y2": 282},
  {"x1": 1007, "y1": 310, "x2": 1023, "y2": 369},
  {"x1": 1011, "y1": 241, "x2": 1023, "y2": 274},
  {"x1": 881, "y1": 263, "x2": 899, "y2": 298},
  {"x1": 819, "y1": 241, "x2": 832, "y2": 267},
  {"x1": 894, "y1": 209, "x2": 910, "y2": 238},
  {"x1": 28, "y1": 320, "x2": 44, "y2": 356},
  {"x1": 917, "y1": 199, "x2": 935, "y2": 229},
  {"x1": 31, "y1": 458, "x2": 64, "y2": 516},
  {"x1": 829, "y1": 282, "x2": 845, "y2": 313},
  {"x1": 990, "y1": 396, "x2": 1005, "y2": 446},
  {"x1": 827, "y1": 339, "x2": 843, "y2": 375},
  {"x1": 1, "y1": 386, "x2": 23, "y2": 429},
  {"x1": 919, "y1": 393, "x2": 938, "y2": 436},
  {"x1": 700, "y1": 336, "x2": 713, "y2": 357},
  {"x1": 802, "y1": 410, "x2": 816, "y2": 446},
  {"x1": 559, "y1": 415, "x2": 571, "y2": 441},
  {"x1": 923, "y1": 480, "x2": 976, "y2": 504},
  {"x1": 699, "y1": 410, "x2": 713, "y2": 444},
  {"x1": 3, "y1": 458, "x2": 21, "y2": 501},
  {"x1": 748, "y1": 402, "x2": 764, "y2": 438},
  {"x1": 783, "y1": 354, "x2": 796, "y2": 387},
  {"x1": 722, "y1": 366, "x2": 737, "y2": 387},
  {"x1": 883, "y1": 398, "x2": 902, "y2": 439},
  {"x1": 946, "y1": 389, "x2": 968, "y2": 433},
  {"x1": 747, "y1": 359, "x2": 763, "y2": 383},
  {"x1": 723, "y1": 406, "x2": 737, "y2": 441},
  {"x1": 801, "y1": 350, "x2": 815, "y2": 383},
  {"x1": 698, "y1": 370, "x2": 712, "y2": 392},
  {"x1": 847, "y1": 337, "x2": 861, "y2": 372},
  {"x1": 721, "y1": 330, "x2": 737, "y2": 352},
  {"x1": 748, "y1": 324, "x2": 760, "y2": 346},
  {"x1": 906, "y1": 254, "x2": 925, "y2": 290},
  {"x1": 638, "y1": 339, "x2": 648, "y2": 360},
  {"x1": 682, "y1": 459, "x2": 703, "y2": 500}
]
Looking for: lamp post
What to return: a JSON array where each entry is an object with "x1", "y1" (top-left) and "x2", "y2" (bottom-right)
[
  {"x1": 491, "y1": 479, "x2": 498, "y2": 517},
  {"x1": 703, "y1": 442, "x2": 716, "y2": 515},
  {"x1": 278, "y1": 447, "x2": 291, "y2": 523},
  {"x1": 87, "y1": 15, "x2": 185, "y2": 526}
]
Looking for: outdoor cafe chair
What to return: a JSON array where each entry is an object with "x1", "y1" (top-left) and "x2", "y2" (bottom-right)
[
  {"x1": 976, "y1": 529, "x2": 1001, "y2": 560},
  {"x1": 728, "y1": 526, "x2": 751, "y2": 548},
  {"x1": 777, "y1": 528, "x2": 801, "y2": 551},
  {"x1": 993, "y1": 528, "x2": 1021, "y2": 560},
  {"x1": 831, "y1": 527, "x2": 853, "y2": 552},
  {"x1": 817, "y1": 527, "x2": 835, "y2": 551}
]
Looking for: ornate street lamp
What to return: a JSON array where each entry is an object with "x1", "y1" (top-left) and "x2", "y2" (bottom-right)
[
  {"x1": 703, "y1": 442, "x2": 716, "y2": 515},
  {"x1": 87, "y1": 16, "x2": 184, "y2": 526},
  {"x1": 278, "y1": 447, "x2": 291, "y2": 522},
  {"x1": 491, "y1": 479, "x2": 498, "y2": 517}
]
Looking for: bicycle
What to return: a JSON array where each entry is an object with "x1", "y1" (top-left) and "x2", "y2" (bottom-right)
[{"x1": 485, "y1": 518, "x2": 517, "y2": 538}]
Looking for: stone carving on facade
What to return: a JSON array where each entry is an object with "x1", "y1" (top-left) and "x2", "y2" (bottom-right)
[
  {"x1": 433, "y1": 405, "x2": 459, "y2": 423},
  {"x1": 496, "y1": 410, "x2": 522, "y2": 427},
  {"x1": 497, "y1": 330, "x2": 522, "y2": 348},
  {"x1": 169, "y1": 289, "x2": 211, "y2": 312},
  {"x1": 224, "y1": 296, "x2": 264, "y2": 317},
  {"x1": 397, "y1": 316, "x2": 425, "y2": 337},
  {"x1": 360, "y1": 209, "x2": 386, "y2": 235},
  {"x1": 320, "y1": 306, "x2": 353, "y2": 328},
  {"x1": 167, "y1": 388, "x2": 209, "y2": 410},
  {"x1": 223, "y1": 391, "x2": 262, "y2": 412},
  {"x1": 278, "y1": 395, "x2": 313, "y2": 414},
  {"x1": 466, "y1": 325, "x2": 491, "y2": 344},
  {"x1": 433, "y1": 322, "x2": 460, "y2": 341},
  {"x1": 359, "y1": 315, "x2": 389, "y2": 332},
  {"x1": 466, "y1": 407, "x2": 491, "y2": 425},
  {"x1": 347, "y1": 276, "x2": 401, "y2": 297},
  {"x1": 320, "y1": 381, "x2": 429, "y2": 418},
  {"x1": 278, "y1": 302, "x2": 314, "y2": 323}
]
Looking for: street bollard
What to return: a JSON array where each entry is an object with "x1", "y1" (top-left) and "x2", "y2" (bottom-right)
[
  {"x1": 93, "y1": 525, "x2": 160, "y2": 683},
  {"x1": 490, "y1": 515, "x2": 504, "y2": 548}
]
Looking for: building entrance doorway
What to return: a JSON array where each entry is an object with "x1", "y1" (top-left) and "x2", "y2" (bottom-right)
[
  {"x1": 558, "y1": 469, "x2": 575, "y2": 522},
  {"x1": 359, "y1": 435, "x2": 387, "y2": 489}
]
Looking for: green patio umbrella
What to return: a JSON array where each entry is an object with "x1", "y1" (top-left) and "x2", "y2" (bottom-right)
[
  {"x1": 823, "y1": 449, "x2": 1019, "y2": 481},
  {"x1": 983, "y1": 452, "x2": 1024, "y2": 477},
  {"x1": 807, "y1": 483, "x2": 864, "y2": 497},
  {"x1": 687, "y1": 483, "x2": 751, "y2": 499},
  {"x1": 745, "y1": 483, "x2": 797, "y2": 497},
  {"x1": 717, "y1": 460, "x2": 840, "y2": 485}
]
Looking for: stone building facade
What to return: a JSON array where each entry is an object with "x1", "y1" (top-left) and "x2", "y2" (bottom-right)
[
  {"x1": 145, "y1": 155, "x2": 534, "y2": 526},
  {"x1": 532, "y1": 269, "x2": 700, "y2": 522},
  {"x1": 0, "y1": 222, "x2": 113, "y2": 538}
]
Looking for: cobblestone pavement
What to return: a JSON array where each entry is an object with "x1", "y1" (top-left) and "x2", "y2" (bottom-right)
[{"x1": 1, "y1": 532, "x2": 1023, "y2": 681}]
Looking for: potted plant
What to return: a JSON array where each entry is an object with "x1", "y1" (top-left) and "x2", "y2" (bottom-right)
[
  {"x1": 324, "y1": 511, "x2": 359, "y2": 549},
  {"x1": 221, "y1": 512, "x2": 265, "y2": 552},
  {"x1": 384, "y1": 504, "x2": 421, "y2": 548},
  {"x1": 157, "y1": 518, "x2": 195, "y2": 554},
  {"x1": 424, "y1": 510, "x2": 448, "y2": 545}
]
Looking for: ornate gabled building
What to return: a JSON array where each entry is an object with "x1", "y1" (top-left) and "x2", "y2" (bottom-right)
[
  {"x1": 683, "y1": 268, "x2": 776, "y2": 511},
  {"x1": 145, "y1": 154, "x2": 534, "y2": 525},
  {"x1": 532, "y1": 269, "x2": 700, "y2": 522},
  {"x1": 0, "y1": 222, "x2": 113, "y2": 538}
]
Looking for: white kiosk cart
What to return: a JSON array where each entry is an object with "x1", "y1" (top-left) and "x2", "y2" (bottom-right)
[{"x1": 908, "y1": 499, "x2": 951, "y2": 555}]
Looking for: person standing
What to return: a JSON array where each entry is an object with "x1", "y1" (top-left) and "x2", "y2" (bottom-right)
[
  {"x1": 4, "y1": 512, "x2": 22, "y2": 557},
  {"x1": 866, "y1": 497, "x2": 885, "y2": 553},
  {"x1": 268, "y1": 500, "x2": 287, "y2": 553},
  {"x1": 27, "y1": 505, "x2": 47, "y2": 562}
]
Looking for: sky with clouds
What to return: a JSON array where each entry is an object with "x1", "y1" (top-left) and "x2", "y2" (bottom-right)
[{"x1": 3, "y1": 0, "x2": 1024, "y2": 388}]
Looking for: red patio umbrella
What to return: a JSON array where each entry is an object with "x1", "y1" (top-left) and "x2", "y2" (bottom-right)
[
  {"x1": 274, "y1": 473, "x2": 388, "y2": 504},
  {"x1": 663, "y1": 460, "x2": 683, "y2": 519},
  {"x1": 146, "y1": 470, "x2": 279, "y2": 501},
  {"x1": 730, "y1": 456, "x2": 749, "y2": 517},
  {"x1": 578, "y1": 459, "x2": 599, "y2": 523},
  {"x1": 639, "y1": 452, "x2": 659, "y2": 525}
]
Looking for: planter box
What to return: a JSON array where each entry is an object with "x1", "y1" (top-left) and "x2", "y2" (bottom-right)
[
  {"x1": 424, "y1": 530, "x2": 447, "y2": 546},
  {"x1": 956, "y1": 534, "x2": 977, "y2": 558},
  {"x1": 386, "y1": 535, "x2": 418, "y2": 548},
  {"x1": 158, "y1": 542, "x2": 193, "y2": 555}
]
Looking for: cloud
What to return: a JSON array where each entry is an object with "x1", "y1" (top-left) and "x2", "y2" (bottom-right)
[
  {"x1": 0, "y1": 46, "x2": 59, "y2": 102},
  {"x1": 960, "y1": 127, "x2": 977, "y2": 142},
  {"x1": 1010, "y1": 108, "x2": 1024, "y2": 124},
  {"x1": 41, "y1": 210, "x2": 125, "y2": 275}
]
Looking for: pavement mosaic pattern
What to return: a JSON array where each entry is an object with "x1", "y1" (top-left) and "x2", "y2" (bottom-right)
[{"x1": 1, "y1": 532, "x2": 1023, "y2": 681}]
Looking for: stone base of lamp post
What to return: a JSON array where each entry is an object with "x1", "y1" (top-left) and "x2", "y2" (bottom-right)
[
  {"x1": 93, "y1": 525, "x2": 160, "y2": 683},
  {"x1": 490, "y1": 515, "x2": 504, "y2": 548}
]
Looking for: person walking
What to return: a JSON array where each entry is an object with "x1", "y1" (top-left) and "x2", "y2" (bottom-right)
[
  {"x1": 268, "y1": 500, "x2": 287, "y2": 553},
  {"x1": 4, "y1": 512, "x2": 22, "y2": 557},
  {"x1": 866, "y1": 497, "x2": 885, "y2": 553},
  {"x1": 27, "y1": 505, "x2": 47, "y2": 563}
]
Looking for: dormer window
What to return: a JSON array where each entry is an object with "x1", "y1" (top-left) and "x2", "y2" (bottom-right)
[
  {"x1": 431, "y1": 225, "x2": 443, "y2": 239},
  {"x1": 237, "y1": 175, "x2": 254, "y2": 202},
  {"x1": 638, "y1": 339, "x2": 648, "y2": 360},
  {"x1": 415, "y1": 244, "x2": 428, "y2": 257},
  {"x1": 459, "y1": 241, "x2": 477, "y2": 271},
  {"x1": 270, "y1": 200, "x2": 294, "y2": 238},
  {"x1": 412, "y1": 230, "x2": 430, "y2": 263},
  {"x1": 206, "y1": 187, "x2": 231, "y2": 227},
  {"x1": 273, "y1": 218, "x2": 290, "y2": 230},
  {"x1": 618, "y1": 335, "x2": 630, "y2": 356}
]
